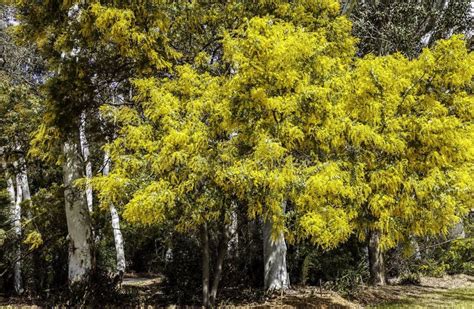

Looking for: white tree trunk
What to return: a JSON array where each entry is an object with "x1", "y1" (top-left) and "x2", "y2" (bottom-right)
[
  {"x1": 103, "y1": 151, "x2": 126, "y2": 274},
  {"x1": 13, "y1": 170, "x2": 23, "y2": 294},
  {"x1": 79, "y1": 112, "x2": 93, "y2": 212},
  {"x1": 263, "y1": 202, "x2": 290, "y2": 291},
  {"x1": 63, "y1": 139, "x2": 93, "y2": 285},
  {"x1": 2, "y1": 151, "x2": 23, "y2": 294},
  {"x1": 4, "y1": 167, "x2": 23, "y2": 294},
  {"x1": 18, "y1": 157, "x2": 31, "y2": 202}
]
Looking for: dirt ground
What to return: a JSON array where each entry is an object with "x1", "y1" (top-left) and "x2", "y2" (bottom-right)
[
  {"x1": 2, "y1": 274, "x2": 473, "y2": 308},
  {"x1": 352, "y1": 274, "x2": 474, "y2": 308},
  {"x1": 217, "y1": 274, "x2": 474, "y2": 308}
]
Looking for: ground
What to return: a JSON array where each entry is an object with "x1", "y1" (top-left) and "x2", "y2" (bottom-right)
[
  {"x1": 1, "y1": 274, "x2": 473, "y2": 307},
  {"x1": 355, "y1": 274, "x2": 474, "y2": 309},
  {"x1": 120, "y1": 273, "x2": 474, "y2": 308}
]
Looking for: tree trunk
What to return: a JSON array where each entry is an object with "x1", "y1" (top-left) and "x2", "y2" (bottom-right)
[
  {"x1": 228, "y1": 202, "x2": 238, "y2": 253},
  {"x1": 449, "y1": 220, "x2": 466, "y2": 239},
  {"x1": 13, "y1": 171, "x2": 23, "y2": 294},
  {"x1": 103, "y1": 151, "x2": 126, "y2": 274},
  {"x1": 18, "y1": 156, "x2": 31, "y2": 202},
  {"x1": 4, "y1": 163, "x2": 23, "y2": 295},
  {"x1": 201, "y1": 223, "x2": 210, "y2": 307},
  {"x1": 263, "y1": 201, "x2": 290, "y2": 291},
  {"x1": 411, "y1": 238, "x2": 421, "y2": 260},
  {"x1": 368, "y1": 231, "x2": 386, "y2": 286},
  {"x1": 79, "y1": 112, "x2": 93, "y2": 212},
  {"x1": 63, "y1": 138, "x2": 93, "y2": 285},
  {"x1": 210, "y1": 223, "x2": 229, "y2": 306}
]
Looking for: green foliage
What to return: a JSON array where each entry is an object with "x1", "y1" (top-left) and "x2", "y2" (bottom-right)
[
  {"x1": 399, "y1": 272, "x2": 421, "y2": 285},
  {"x1": 418, "y1": 258, "x2": 449, "y2": 278},
  {"x1": 441, "y1": 239, "x2": 474, "y2": 276},
  {"x1": 290, "y1": 237, "x2": 368, "y2": 295}
]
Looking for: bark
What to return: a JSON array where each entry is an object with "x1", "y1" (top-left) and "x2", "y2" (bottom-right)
[
  {"x1": 4, "y1": 165, "x2": 23, "y2": 294},
  {"x1": 201, "y1": 223, "x2": 210, "y2": 307},
  {"x1": 368, "y1": 231, "x2": 386, "y2": 286},
  {"x1": 449, "y1": 220, "x2": 466, "y2": 239},
  {"x1": 63, "y1": 138, "x2": 93, "y2": 285},
  {"x1": 18, "y1": 157, "x2": 31, "y2": 202},
  {"x1": 210, "y1": 224, "x2": 229, "y2": 305},
  {"x1": 13, "y1": 171, "x2": 23, "y2": 294},
  {"x1": 228, "y1": 202, "x2": 238, "y2": 252},
  {"x1": 411, "y1": 238, "x2": 421, "y2": 260},
  {"x1": 79, "y1": 112, "x2": 93, "y2": 212},
  {"x1": 263, "y1": 201, "x2": 290, "y2": 291},
  {"x1": 103, "y1": 151, "x2": 126, "y2": 274}
]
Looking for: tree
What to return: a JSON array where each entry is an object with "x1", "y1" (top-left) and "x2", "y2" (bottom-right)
[
  {"x1": 220, "y1": 9, "x2": 357, "y2": 290},
  {"x1": 92, "y1": 1, "x2": 360, "y2": 301},
  {"x1": 343, "y1": 36, "x2": 474, "y2": 284}
]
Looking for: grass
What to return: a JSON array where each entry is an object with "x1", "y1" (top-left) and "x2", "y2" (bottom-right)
[{"x1": 368, "y1": 287, "x2": 474, "y2": 308}]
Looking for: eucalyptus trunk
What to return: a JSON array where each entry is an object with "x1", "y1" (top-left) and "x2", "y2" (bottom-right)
[
  {"x1": 5, "y1": 166, "x2": 23, "y2": 294},
  {"x1": 79, "y1": 112, "x2": 93, "y2": 212},
  {"x1": 12, "y1": 170, "x2": 23, "y2": 294},
  {"x1": 63, "y1": 138, "x2": 93, "y2": 285},
  {"x1": 103, "y1": 151, "x2": 126, "y2": 274},
  {"x1": 263, "y1": 201, "x2": 290, "y2": 291}
]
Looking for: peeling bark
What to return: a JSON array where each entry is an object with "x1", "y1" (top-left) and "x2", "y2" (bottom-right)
[{"x1": 63, "y1": 139, "x2": 93, "y2": 285}]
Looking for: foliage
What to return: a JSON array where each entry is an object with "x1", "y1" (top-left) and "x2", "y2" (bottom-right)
[
  {"x1": 292, "y1": 237, "x2": 369, "y2": 295},
  {"x1": 345, "y1": 36, "x2": 474, "y2": 251},
  {"x1": 399, "y1": 272, "x2": 421, "y2": 285},
  {"x1": 343, "y1": 0, "x2": 473, "y2": 57}
]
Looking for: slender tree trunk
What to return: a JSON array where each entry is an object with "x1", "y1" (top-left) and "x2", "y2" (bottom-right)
[
  {"x1": 411, "y1": 238, "x2": 421, "y2": 260},
  {"x1": 63, "y1": 138, "x2": 93, "y2": 285},
  {"x1": 4, "y1": 162, "x2": 23, "y2": 295},
  {"x1": 210, "y1": 223, "x2": 229, "y2": 305},
  {"x1": 18, "y1": 156, "x2": 31, "y2": 202},
  {"x1": 16, "y1": 149, "x2": 33, "y2": 292},
  {"x1": 103, "y1": 151, "x2": 126, "y2": 274},
  {"x1": 228, "y1": 202, "x2": 238, "y2": 252},
  {"x1": 201, "y1": 223, "x2": 210, "y2": 307},
  {"x1": 263, "y1": 201, "x2": 290, "y2": 291},
  {"x1": 79, "y1": 112, "x2": 93, "y2": 212},
  {"x1": 368, "y1": 231, "x2": 386, "y2": 286},
  {"x1": 13, "y1": 170, "x2": 23, "y2": 294}
]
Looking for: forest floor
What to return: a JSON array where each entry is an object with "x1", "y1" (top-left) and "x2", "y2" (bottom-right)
[
  {"x1": 215, "y1": 274, "x2": 474, "y2": 308},
  {"x1": 353, "y1": 274, "x2": 474, "y2": 308},
  {"x1": 119, "y1": 273, "x2": 474, "y2": 308},
  {"x1": 1, "y1": 274, "x2": 473, "y2": 307}
]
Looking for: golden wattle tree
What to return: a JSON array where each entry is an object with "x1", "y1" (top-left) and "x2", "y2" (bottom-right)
[
  {"x1": 92, "y1": 5, "x2": 360, "y2": 302},
  {"x1": 344, "y1": 36, "x2": 474, "y2": 285}
]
